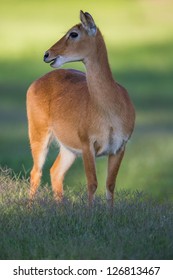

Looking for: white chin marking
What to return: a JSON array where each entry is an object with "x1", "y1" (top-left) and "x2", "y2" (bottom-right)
[
  {"x1": 51, "y1": 55, "x2": 82, "y2": 68},
  {"x1": 51, "y1": 56, "x2": 66, "y2": 68}
]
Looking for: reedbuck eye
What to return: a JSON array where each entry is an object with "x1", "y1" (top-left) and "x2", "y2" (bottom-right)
[{"x1": 69, "y1": 32, "x2": 78, "y2": 38}]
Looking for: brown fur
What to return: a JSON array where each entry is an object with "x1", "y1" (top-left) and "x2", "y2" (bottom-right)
[{"x1": 27, "y1": 11, "x2": 135, "y2": 205}]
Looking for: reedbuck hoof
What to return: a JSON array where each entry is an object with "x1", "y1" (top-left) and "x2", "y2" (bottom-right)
[
  {"x1": 27, "y1": 197, "x2": 34, "y2": 209},
  {"x1": 53, "y1": 192, "x2": 64, "y2": 203}
]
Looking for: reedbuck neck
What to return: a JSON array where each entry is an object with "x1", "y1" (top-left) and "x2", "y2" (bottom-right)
[{"x1": 84, "y1": 30, "x2": 116, "y2": 110}]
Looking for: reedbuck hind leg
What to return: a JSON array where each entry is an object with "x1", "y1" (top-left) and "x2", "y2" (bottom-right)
[
  {"x1": 50, "y1": 145, "x2": 76, "y2": 201},
  {"x1": 29, "y1": 128, "x2": 51, "y2": 200},
  {"x1": 106, "y1": 148, "x2": 125, "y2": 207}
]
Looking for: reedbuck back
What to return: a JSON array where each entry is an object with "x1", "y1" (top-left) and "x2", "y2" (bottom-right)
[{"x1": 27, "y1": 11, "x2": 135, "y2": 206}]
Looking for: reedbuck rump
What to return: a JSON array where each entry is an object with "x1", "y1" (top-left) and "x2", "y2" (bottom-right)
[{"x1": 27, "y1": 11, "x2": 135, "y2": 206}]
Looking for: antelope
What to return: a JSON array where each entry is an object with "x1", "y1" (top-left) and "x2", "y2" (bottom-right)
[{"x1": 27, "y1": 11, "x2": 135, "y2": 206}]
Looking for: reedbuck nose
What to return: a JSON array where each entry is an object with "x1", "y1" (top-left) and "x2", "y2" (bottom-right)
[{"x1": 44, "y1": 51, "x2": 50, "y2": 62}]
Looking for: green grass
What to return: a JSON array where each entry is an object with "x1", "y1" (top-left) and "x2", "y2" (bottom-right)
[
  {"x1": 1, "y1": 0, "x2": 173, "y2": 261},
  {"x1": 0, "y1": 0, "x2": 173, "y2": 210},
  {"x1": 0, "y1": 169, "x2": 173, "y2": 260}
]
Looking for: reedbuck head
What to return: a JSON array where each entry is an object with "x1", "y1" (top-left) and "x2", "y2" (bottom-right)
[{"x1": 44, "y1": 10, "x2": 97, "y2": 68}]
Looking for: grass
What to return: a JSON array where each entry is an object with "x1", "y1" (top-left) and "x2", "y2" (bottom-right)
[
  {"x1": 0, "y1": 0, "x2": 173, "y2": 201},
  {"x1": 0, "y1": 169, "x2": 173, "y2": 260},
  {"x1": 0, "y1": 0, "x2": 173, "y2": 260}
]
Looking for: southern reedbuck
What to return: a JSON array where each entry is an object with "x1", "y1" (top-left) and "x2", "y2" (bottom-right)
[{"x1": 27, "y1": 11, "x2": 135, "y2": 206}]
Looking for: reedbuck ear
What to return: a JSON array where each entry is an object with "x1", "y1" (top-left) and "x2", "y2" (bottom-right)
[{"x1": 80, "y1": 10, "x2": 97, "y2": 36}]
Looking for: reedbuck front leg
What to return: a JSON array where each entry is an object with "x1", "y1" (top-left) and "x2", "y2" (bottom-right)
[
  {"x1": 106, "y1": 148, "x2": 125, "y2": 207},
  {"x1": 82, "y1": 144, "x2": 97, "y2": 205},
  {"x1": 50, "y1": 146, "x2": 76, "y2": 201}
]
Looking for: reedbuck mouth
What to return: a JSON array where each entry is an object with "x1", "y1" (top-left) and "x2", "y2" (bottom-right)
[
  {"x1": 27, "y1": 10, "x2": 135, "y2": 206},
  {"x1": 43, "y1": 51, "x2": 58, "y2": 64},
  {"x1": 44, "y1": 52, "x2": 67, "y2": 68}
]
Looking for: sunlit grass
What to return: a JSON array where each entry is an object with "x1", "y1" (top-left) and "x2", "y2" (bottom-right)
[{"x1": 1, "y1": 0, "x2": 173, "y2": 57}]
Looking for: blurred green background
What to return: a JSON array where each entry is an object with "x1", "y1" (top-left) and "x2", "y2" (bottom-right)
[{"x1": 0, "y1": 0, "x2": 173, "y2": 201}]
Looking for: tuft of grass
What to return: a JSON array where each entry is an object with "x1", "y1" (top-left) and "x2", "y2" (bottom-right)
[{"x1": 0, "y1": 169, "x2": 172, "y2": 260}]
